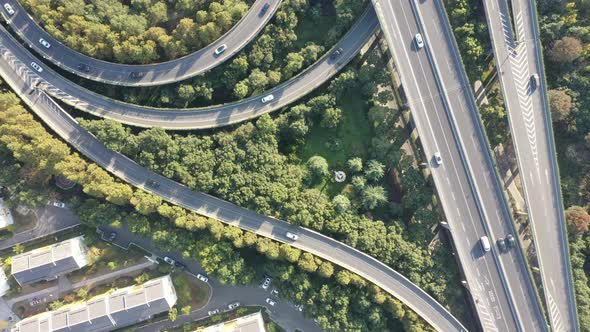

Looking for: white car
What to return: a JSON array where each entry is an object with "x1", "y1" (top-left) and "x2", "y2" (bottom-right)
[
  {"x1": 197, "y1": 273, "x2": 209, "y2": 282},
  {"x1": 207, "y1": 309, "x2": 220, "y2": 316},
  {"x1": 52, "y1": 201, "x2": 65, "y2": 208},
  {"x1": 434, "y1": 152, "x2": 442, "y2": 165},
  {"x1": 261, "y1": 94, "x2": 274, "y2": 103},
  {"x1": 261, "y1": 277, "x2": 271, "y2": 290},
  {"x1": 286, "y1": 232, "x2": 298, "y2": 240},
  {"x1": 3, "y1": 3, "x2": 14, "y2": 15},
  {"x1": 214, "y1": 44, "x2": 227, "y2": 55},
  {"x1": 163, "y1": 256, "x2": 175, "y2": 265},
  {"x1": 30, "y1": 62, "x2": 43, "y2": 73},
  {"x1": 415, "y1": 33, "x2": 424, "y2": 49},
  {"x1": 39, "y1": 38, "x2": 51, "y2": 49},
  {"x1": 266, "y1": 298, "x2": 276, "y2": 306},
  {"x1": 228, "y1": 302, "x2": 240, "y2": 310}
]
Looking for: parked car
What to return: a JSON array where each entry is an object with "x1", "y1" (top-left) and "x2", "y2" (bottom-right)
[
  {"x1": 530, "y1": 74, "x2": 540, "y2": 90},
  {"x1": 39, "y1": 38, "x2": 51, "y2": 49},
  {"x1": 266, "y1": 298, "x2": 276, "y2": 306},
  {"x1": 261, "y1": 277, "x2": 271, "y2": 290},
  {"x1": 3, "y1": 3, "x2": 14, "y2": 16},
  {"x1": 415, "y1": 33, "x2": 424, "y2": 49},
  {"x1": 506, "y1": 234, "x2": 516, "y2": 248},
  {"x1": 130, "y1": 71, "x2": 144, "y2": 79},
  {"x1": 163, "y1": 256, "x2": 175, "y2": 265},
  {"x1": 52, "y1": 201, "x2": 65, "y2": 208},
  {"x1": 77, "y1": 63, "x2": 91, "y2": 72},
  {"x1": 261, "y1": 94, "x2": 274, "y2": 103},
  {"x1": 197, "y1": 273, "x2": 209, "y2": 282},
  {"x1": 228, "y1": 302, "x2": 240, "y2": 310},
  {"x1": 30, "y1": 62, "x2": 43, "y2": 73},
  {"x1": 174, "y1": 261, "x2": 186, "y2": 271},
  {"x1": 497, "y1": 238, "x2": 507, "y2": 252},
  {"x1": 286, "y1": 232, "x2": 298, "y2": 241},
  {"x1": 214, "y1": 44, "x2": 227, "y2": 55},
  {"x1": 260, "y1": 3, "x2": 270, "y2": 15},
  {"x1": 434, "y1": 152, "x2": 443, "y2": 165},
  {"x1": 107, "y1": 232, "x2": 117, "y2": 242},
  {"x1": 330, "y1": 47, "x2": 343, "y2": 59},
  {"x1": 207, "y1": 309, "x2": 220, "y2": 316}
]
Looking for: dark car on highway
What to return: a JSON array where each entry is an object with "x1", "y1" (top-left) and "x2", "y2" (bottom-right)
[
  {"x1": 130, "y1": 71, "x2": 144, "y2": 79},
  {"x1": 77, "y1": 63, "x2": 91, "y2": 72},
  {"x1": 260, "y1": 3, "x2": 270, "y2": 15},
  {"x1": 331, "y1": 48, "x2": 343, "y2": 59}
]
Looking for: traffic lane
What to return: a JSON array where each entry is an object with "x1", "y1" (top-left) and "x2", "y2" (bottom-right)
[
  {"x1": 4, "y1": 0, "x2": 281, "y2": 86},
  {"x1": 18, "y1": 85, "x2": 467, "y2": 331},
  {"x1": 385, "y1": 1, "x2": 516, "y2": 329},
  {"x1": 376, "y1": 0, "x2": 513, "y2": 328},
  {"x1": 0, "y1": 9, "x2": 378, "y2": 129},
  {"x1": 416, "y1": 0, "x2": 548, "y2": 329}
]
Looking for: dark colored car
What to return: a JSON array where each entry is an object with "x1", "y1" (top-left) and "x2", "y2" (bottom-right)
[
  {"x1": 107, "y1": 232, "x2": 117, "y2": 242},
  {"x1": 77, "y1": 63, "x2": 91, "y2": 72},
  {"x1": 130, "y1": 71, "x2": 144, "y2": 79},
  {"x1": 146, "y1": 179, "x2": 160, "y2": 188},
  {"x1": 497, "y1": 238, "x2": 507, "y2": 252},
  {"x1": 331, "y1": 48, "x2": 343, "y2": 59},
  {"x1": 506, "y1": 234, "x2": 516, "y2": 248},
  {"x1": 174, "y1": 261, "x2": 187, "y2": 271},
  {"x1": 260, "y1": 3, "x2": 270, "y2": 15}
]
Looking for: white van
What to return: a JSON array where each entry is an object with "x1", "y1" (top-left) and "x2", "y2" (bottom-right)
[{"x1": 480, "y1": 236, "x2": 491, "y2": 252}]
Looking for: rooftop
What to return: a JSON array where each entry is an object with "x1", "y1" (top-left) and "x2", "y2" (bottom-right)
[
  {"x1": 201, "y1": 311, "x2": 266, "y2": 332},
  {"x1": 11, "y1": 236, "x2": 87, "y2": 286},
  {"x1": 11, "y1": 275, "x2": 177, "y2": 332}
]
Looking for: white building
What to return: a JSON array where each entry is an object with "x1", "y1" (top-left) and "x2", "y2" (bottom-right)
[
  {"x1": 11, "y1": 236, "x2": 88, "y2": 286},
  {"x1": 12, "y1": 275, "x2": 177, "y2": 332},
  {"x1": 202, "y1": 311, "x2": 266, "y2": 332}
]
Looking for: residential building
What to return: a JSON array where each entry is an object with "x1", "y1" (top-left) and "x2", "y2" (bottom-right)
[
  {"x1": 201, "y1": 311, "x2": 266, "y2": 332},
  {"x1": 11, "y1": 236, "x2": 87, "y2": 286},
  {"x1": 11, "y1": 275, "x2": 177, "y2": 332}
]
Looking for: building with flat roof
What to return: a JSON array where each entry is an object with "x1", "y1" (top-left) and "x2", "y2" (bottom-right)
[
  {"x1": 11, "y1": 275, "x2": 177, "y2": 332},
  {"x1": 11, "y1": 236, "x2": 87, "y2": 286},
  {"x1": 200, "y1": 311, "x2": 266, "y2": 332},
  {"x1": 0, "y1": 267, "x2": 9, "y2": 296},
  {"x1": 0, "y1": 198, "x2": 14, "y2": 230}
]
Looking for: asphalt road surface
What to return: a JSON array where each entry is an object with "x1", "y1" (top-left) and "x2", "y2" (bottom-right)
[
  {"x1": 2, "y1": 0, "x2": 282, "y2": 86},
  {"x1": 371, "y1": 0, "x2": 547, "y2": 330},
  {"x1": 0, "y1": 8, "x2": 377, "y2": 130},
  {"x1": 481, "y1": 0, "x2": 578, "y2": 330},
  {"x1": 0, "y1": 43, "x2": 467, "y2": 331}
]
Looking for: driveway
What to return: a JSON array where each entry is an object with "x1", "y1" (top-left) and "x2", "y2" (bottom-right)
[
  {"x1": 0, "y1": 204, "x2": 79, "y2": 251},
  {"x1": 98, "y1": 224, "x2": 322, "y2": 332}
]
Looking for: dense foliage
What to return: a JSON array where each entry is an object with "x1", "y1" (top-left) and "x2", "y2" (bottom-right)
[
  {"x1": 80, "y1": 0, "x2": 366, "y2": 108},
  {"x1": 22, "y1": 0, "x2": 249, "y2": 63}
]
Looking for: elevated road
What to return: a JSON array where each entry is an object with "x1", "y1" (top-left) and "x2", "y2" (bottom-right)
[
  {"x1": 481, "y1": 0, "x2": 579, "y2": 330},
  {"x1": 371, "y1": 0, "x2": 547, "y2": 330},
  {"x1": 2, "y1": 0, "x2": 281, "y2": 86},
  {"x1": 0, "y1": 40, "x2": 468, "y2": 332},
  {"x1": 0, "y1": 8, "x2": 377, "y2": 129}
]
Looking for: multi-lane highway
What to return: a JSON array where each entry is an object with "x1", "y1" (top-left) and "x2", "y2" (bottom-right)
[
  {"x1": 0, "y1": 8, "x2": 377, "y2": 129},
  {"x1": 372, "y1": 0, "x2": 547, "y2": 330},
  {"x1": 0, "y1": 41, "x2": 468, "y2": 332},
  {"x1": 2, "y1": 0, "x2": 281, "y2": 86},
  {"x1": 481, "y1": 0, "x2": 579, "y2": 330}
]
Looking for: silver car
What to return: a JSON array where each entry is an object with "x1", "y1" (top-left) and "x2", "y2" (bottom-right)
[
  {"x1": 415, "y1": 33, "x2": 424, "y2": 49},
  {"x1": 39, "y1": 38, "x2": 51, "y2": 49},
  {"x1": 3, "y1": 3, "x2": 14, "y2": 15},
  {"x1": 30, "y1": 62, "x2": 43, "y2": 73}
]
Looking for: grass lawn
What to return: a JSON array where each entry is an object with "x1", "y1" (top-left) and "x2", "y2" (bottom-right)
[
  {"x1": 299, "y1": 90, "x2": 372, "y2": 196},
  {"x1": 172, "y1": 272, "x2": 210, "y2": 310},
  {"x1": 294, "y1": 13, "x2": 337, "y2": 48}
]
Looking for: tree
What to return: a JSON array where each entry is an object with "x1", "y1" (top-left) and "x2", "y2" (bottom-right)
[
  {"x1": 320, "y1": 107, "x2": 342, "y2": 128},
  {"x1": 548, "y1": 89, "x2": 573, "y2": 122},
  {"x1": 361, "y1": 185, "x2": 388, "y2": 210},
  {"x1": 13, "y1": 243, "x2": 24, "y2": 255},
  {"x1": 548, "y1": 37, "x2": 583, "y2": 63},
  {"x1": 565, "y1": 206, "x2": 590, "y2": 236},
  {"x1": 332, "y1": 195, "x2": 351, "y2": 214},
  {"x1": 307, "y1": 156, "x2": 329, "y2": 179},
  {"x1": 318, "y1": 261, "x2": 334, "y2": 278},
  {"x1": 351, "y1": 176, "x2": 366, "y2": 192},
  {"x1": 347, "y1": 158, "x2": 363, "y2": 173},
  {"x1": 181, "y1": 305, "x2": 192, "y2": 316},
  {"x1": 364, "y1": 160, "x2": 386, "y2": 182},
  {"x1": 178, "y1": 84, "x2": 196, "y2": 107},
  {"x1": 168, "y1": 308, "x2": 178, "y2": 321}
]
